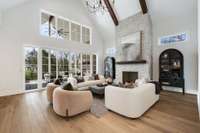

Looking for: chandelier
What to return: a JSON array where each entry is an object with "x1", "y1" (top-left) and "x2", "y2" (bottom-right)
[{"x1": 85, "y1": 0, "x2": 115, "y2": 14}]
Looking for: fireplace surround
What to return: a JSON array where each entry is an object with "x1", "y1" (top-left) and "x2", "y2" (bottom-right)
[{"x1": 122, "y1": 71, "x2": 138, "y2": 83}]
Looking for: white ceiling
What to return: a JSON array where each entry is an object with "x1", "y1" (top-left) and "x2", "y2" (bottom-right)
[
  {"x1": 0, "y1": 0, "x2": 30, "y2": 11},
  {"x1": 146, "y1": 0, "x2": 197, "y2": 24},
  {"x1": 114, "y1": 0, "x2": 141, "y2": 20},
  {"x1": 0, "y1": 0, "x2": 197, "y2": 44}
]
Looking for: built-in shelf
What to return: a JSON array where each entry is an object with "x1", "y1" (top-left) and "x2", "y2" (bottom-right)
[{"x1": 116, "y1": 60, "x2": 147, "y2": 65}]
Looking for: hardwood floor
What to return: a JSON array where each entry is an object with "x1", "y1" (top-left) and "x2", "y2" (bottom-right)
[{"x1": 0, "y1": 90, "x2": 199, "y2": 133}]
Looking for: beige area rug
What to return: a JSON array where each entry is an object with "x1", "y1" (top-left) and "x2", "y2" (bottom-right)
[{"x1": 90, "y1": 96, "x2": 108, "y2": 118}]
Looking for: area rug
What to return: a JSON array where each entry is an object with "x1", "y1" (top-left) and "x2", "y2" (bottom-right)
[{"x1": 90, "y1": 97, "x2": 108, "y2": 118}]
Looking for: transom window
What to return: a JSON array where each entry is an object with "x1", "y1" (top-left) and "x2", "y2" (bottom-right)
[{"x1": 40, "y1": 10, "x2": 92, "y2": 45}]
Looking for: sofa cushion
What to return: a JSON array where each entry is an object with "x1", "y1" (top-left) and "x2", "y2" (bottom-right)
[{"x1": 77, "y1": 80, "x2": 105, "y2": 88}]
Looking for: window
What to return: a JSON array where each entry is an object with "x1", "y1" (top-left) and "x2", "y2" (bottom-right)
[
  {"x1": 40, "y1": 11, "x2": 91, "y2": 44},
  {"x1": 57, "y1": 51, "x2": 69, "y2": 77},
  {"x1": 50, "y1": 50, "x2": 57, "y2": 80},
  {"x1": 92, "y1": 54, "x2": 97, "y2": 74},
  {"x1": 82, "y1": 54, "x2": 90, "y2": 76},
  {"x1": 42, "y1": 49, "x2": 49, "y2": 79},
  {"x1": 40, "y1": 12, "x2": 57, "y2": 38},
  {"x1": 76, "y1": 54, "x2": 82, "y2": 76},
  {"x1": 69, "y1": 53, "x2": 76, "y2": 75},
  {"x1": 71, "y1": 23, "x2": 81, "y2": 42},
  {"x1": 24, "y1": 47, "x2": 38, "y2": 90},
  {"x1": 24, "y1": 47, "x2": 97, "y2": 90},
  {"x1": 159, "y1": 33, "x2": 188, "y2": 45},
  {"x1": 57, "y1": 18, "x2": 70, "y2": 40},
  {"x1": 82, "y1": 26, "x2": 91, "y2": 44}
]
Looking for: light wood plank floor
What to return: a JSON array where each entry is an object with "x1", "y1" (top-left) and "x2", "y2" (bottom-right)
[{"x1": 0, "y1": 90, "x2": 199, "y2": 133}]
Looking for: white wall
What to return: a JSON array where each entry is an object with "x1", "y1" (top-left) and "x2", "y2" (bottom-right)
[
  {"x1": 0, "y1": 0, "x2": 104, "y2": 96},
  {"x1": 152, "y1": 10, "x2": 198, "y2": 94},
  {"x1": 0, "y1": 11, "x2": 2, "y2": 26},
  {"x1": 198, "y1": 0, "x2": 200, "y2": 118}
]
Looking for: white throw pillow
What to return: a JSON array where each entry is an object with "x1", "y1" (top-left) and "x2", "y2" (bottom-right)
[
  {"x1": 67, "y1": 77, "x2": 77, "y2": 87},
  {"x1": 135, "y1": 78, "x2": 147, "y2": 87},
  {"x1": 83, "y1": 76, "x2": 90, "y2": 81},
  {"x1": 98, "y1": 75, "x2": 105, "y2": 81}
]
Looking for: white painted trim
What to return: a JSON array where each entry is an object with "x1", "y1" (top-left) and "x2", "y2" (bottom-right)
[{"x1": 162, "y1": 86, "x2": 197, "y2": 95}]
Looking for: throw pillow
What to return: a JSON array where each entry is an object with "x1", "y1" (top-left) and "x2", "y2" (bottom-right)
[
  {"x1": 94, "y1": 74, "x2": 99, "y2": 80},
  {"x1": 67, "y1": 77, "x2": 77, "y2": 87},
  {"x1": 83, "y1": 75, "x2": 90, "y2": 81},
  {"x1": 61, "y1": 82, "x2": 74, "y2": 91},
  {"x1": 89, "y1": 76, "x2": 94, "y2": 80},
  {"x1": 98, "y1": 75, "x2": 105, "y2": 81},
  {"x1": 135, "y1": 78, "x2": 146, "y2": 87},
  {"x1": 76, "y1": 76, "x2": 84, "y2": 83},
  {"x1": 54, "y1": 79, "x2": 61, "y2": 85}
]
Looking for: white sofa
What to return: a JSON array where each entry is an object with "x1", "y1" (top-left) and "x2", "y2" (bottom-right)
[
  {"x1": 76, "y1": 79, "x2": 106, "y2": 90},
  {"x1": 68, "y1": 75, "x2": 106, "y2": 91},
  {"x1": 105, "y1": 83, "x2": 159, "y2": 118}
]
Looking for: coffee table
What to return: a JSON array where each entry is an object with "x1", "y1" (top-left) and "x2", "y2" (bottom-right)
[{"x1": 90, "y1": 85, "x2": 106, "y2": 95}]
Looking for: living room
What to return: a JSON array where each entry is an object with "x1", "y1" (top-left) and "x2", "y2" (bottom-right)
[{"x1": 0, "y1": 0, "x2": 200, "y2": 133}]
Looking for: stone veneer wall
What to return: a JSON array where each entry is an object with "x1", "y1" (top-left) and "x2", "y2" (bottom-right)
[
  {"x1": 115, "y1": 13, "x2": 153, "y2": 82},
  {"x1": 115, "y1": 64, "x2": 150, "y2": 83}
]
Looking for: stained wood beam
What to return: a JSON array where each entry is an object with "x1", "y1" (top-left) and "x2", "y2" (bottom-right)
[
  {"x1": 103, "y1": 0, "x2": 119, "y2": 26},
  {"x1": 139, "y1": 0, "x2": 148, "y2": 14}
]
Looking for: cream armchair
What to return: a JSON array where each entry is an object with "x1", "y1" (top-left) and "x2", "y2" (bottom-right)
[
  {"x1": 53, "y1": 87, "x2": 93, "y2": 117},
  {"x1": 105, "y1": 83, "x2": 159, "y2": 118},
  {"x1": 46, "y1": 83, "x2": 59, "y2": 103}
]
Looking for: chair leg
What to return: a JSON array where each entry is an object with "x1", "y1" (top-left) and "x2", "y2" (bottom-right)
[{"x1": 65, "y1": 109, "x2": 69, "y2": 121}]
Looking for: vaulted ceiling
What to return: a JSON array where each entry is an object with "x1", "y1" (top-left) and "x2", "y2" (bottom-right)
[
  {"x1": 0, "y1": 0, "x2": 30, "y2": 11},
  {"x1": 0, "y1": 0, "x2": 197, "y2": 45}
]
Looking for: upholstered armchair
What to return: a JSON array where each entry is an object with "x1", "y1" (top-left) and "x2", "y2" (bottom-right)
[
  {"x1": 53, "y1": 87, "x2": 93, "y2": 117},
  {"x1": 46, "y1": 83, "x2": 59, "y2": 103}
]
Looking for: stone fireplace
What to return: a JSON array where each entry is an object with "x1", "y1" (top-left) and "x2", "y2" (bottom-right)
[
  {"x1": 115, "y1": 64, "x2": 150, "y2": 83},
  {"x1": 114, "y1": 13, "x2": 153, "y2": 83}
]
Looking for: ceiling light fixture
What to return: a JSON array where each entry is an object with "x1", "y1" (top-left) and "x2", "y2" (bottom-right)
[{"x1": 85, "y1": 0, "x2": 115, "y2": 14}]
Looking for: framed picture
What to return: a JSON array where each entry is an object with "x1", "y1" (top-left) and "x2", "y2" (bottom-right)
[{"x1": 159, "y1": 32, "x2": 188, "y2": 45}]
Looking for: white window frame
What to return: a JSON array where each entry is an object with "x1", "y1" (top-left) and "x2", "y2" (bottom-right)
[
  {"x1": 40, "y1": 9, "x2": 92, "y2": 45},
  {"x1": 23, "y1": 45, "x2": 98, "y2": 91}
]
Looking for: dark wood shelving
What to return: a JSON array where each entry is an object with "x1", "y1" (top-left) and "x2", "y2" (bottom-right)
[{"x1": 159, "y1": 49, "x2": 185, "y2": 94}]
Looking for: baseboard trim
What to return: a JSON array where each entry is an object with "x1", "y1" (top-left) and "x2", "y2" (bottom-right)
[
  {"x1": 0, "y1": 88, "x2": 46, "y2": 97},
  {"x1": 162, "y1": 86, "x2": 197, "y2": 95}
]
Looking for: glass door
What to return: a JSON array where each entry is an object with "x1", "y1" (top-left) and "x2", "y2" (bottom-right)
[{"x1": 24, "y1": 47, "x2": 39, "y2": 90}]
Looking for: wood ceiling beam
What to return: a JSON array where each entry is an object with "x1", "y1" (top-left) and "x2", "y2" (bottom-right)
[
  {"x1": 139, "y1": 0, "x2": 148, "y2": 14},
  {"x1": 103, "y1": 0, "x2": 119, "y2": 26}
]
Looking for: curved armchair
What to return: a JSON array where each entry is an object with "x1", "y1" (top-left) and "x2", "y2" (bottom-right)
[
  {"x1": 53, "y1": 87, "x2": 93, "y2": 117},
  {"x1": 46, "y1": 83, "x2": 59, "y2": 103}
]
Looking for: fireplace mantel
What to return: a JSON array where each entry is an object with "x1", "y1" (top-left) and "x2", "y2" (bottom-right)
[{"x1": 116, "y1": 60, "x2": 147, "y2": 65}]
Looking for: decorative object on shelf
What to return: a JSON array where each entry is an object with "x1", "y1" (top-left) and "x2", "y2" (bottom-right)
[
  {"x1": 159, "y1": 49, "x2": 185, "y2": 94},
  {"x1": 104, "y1": 57, "x2": 116, "y2": 79},
  {"x1": 159, "y1": 32, "x2": 188, "y2": 45},
  {"x1": 85, "y1": 0, "x2": 115, "y2": 14}
]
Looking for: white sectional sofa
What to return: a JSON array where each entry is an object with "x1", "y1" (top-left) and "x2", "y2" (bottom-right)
[
  {"x1": 105, "y1": 83, "x2": 159, "y2": 118},
  {"x1": 76, "y1": 79, "x2": 106, "y2": 90},
  {"x1": 68, "y1": 75, "x2": 106, "y2": 91}
]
